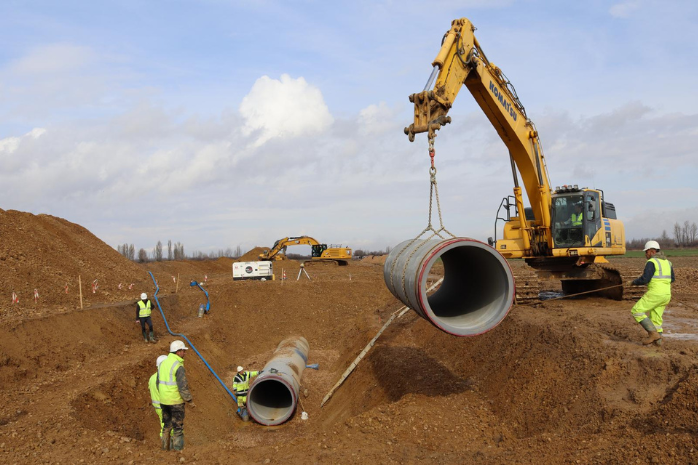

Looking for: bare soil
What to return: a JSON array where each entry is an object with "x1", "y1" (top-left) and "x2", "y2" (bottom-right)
[{"x1": 1, "y1": 210, "x2": 698, "y2": 464}]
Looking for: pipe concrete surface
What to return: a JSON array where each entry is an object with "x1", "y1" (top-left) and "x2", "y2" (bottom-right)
[
  {"x1": 247, "y1": 336, "x2": 309, "y2": 426},
  {"x1": 384, "y1": 238, "x2": 514, "y2": 336}
]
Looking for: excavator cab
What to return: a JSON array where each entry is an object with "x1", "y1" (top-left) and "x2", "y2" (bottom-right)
[
  {"x1": 551, "y1": 189, "x2": 602, "y2": 249},
  {"x1": 311, "y1": 244, "x2": 328, "y2": 258}
]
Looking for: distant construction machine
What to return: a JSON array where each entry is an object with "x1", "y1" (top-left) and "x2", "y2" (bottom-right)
[{"x1": 259, "y1": 236, "x2": 352, "y2": 266}]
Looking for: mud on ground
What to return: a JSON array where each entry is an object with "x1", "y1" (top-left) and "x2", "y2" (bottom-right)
[{"x1": 1, "y1": 212, "x2": 698, "y2": 464}]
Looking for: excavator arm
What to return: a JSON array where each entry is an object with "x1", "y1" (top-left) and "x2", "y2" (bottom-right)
[
  {"x1": 405, "y1": 18, "x2": 553, "y2": 256},
  {"x1": 259, "y1": 236, "x2": 322, "y2": 261}
]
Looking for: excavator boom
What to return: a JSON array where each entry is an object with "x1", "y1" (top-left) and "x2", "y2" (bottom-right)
[
  {"x1": 405, "y1": 18, "x2": 627, "y2": 299},
  {"x1": 259, "y1": 236, "x2": 352, "y2": 265}
]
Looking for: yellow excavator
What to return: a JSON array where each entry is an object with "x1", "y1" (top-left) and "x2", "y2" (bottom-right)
[
  {"x1": 259, "y1": 236, "x2": 352, "y2": 266},
  {"x1": 405, "y1": 18, "x2": 628, "y2": 299}
]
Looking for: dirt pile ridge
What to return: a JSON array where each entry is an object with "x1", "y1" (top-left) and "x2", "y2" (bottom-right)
[
  {"x1": 1, "y1": 211, "x2": 698, "y2": 464},
  {"x1": 0, "y1": 209, "x2": 151, "y2": 318},
  {"x1": 238, "y1": 246, "x2": 269, "y2": 262}
]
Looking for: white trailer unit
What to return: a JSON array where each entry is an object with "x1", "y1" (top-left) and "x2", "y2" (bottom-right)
[{"x1": 233, "y1": 261, "x2": 273, "y2": 280}]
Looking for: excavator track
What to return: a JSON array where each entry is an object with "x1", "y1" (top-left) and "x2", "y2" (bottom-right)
[
  {"x1": 511, "y1": 261, "x2": 646, "y2": 304},
  {"x1": 559, "y1": 263, "x2": 645, "y2": 301},
  {"x1": 512, "y1": 266, "x2": 542, "y2": 304}
]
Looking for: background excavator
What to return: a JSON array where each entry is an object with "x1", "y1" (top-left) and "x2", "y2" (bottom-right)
[
  {"x1": 259, "y1": 236, "x2": 352, "y2": 266},
  {"x1": 405, "y1": 17, "x2": 630, "y2": 299}
]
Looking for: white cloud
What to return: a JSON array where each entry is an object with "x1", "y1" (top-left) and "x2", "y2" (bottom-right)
[
  {"x1": 7, "y1": 43, "x2": 96, "y2": 76},
  {"x1": 609, "y1": 1, "x2": 641, "y2": 18},
  {"x1": 358, "y1": 102, "x2": 400, "y2": 136},
  {"x1": 239, "y1": 74, "x2": 334, "y2": 147}
]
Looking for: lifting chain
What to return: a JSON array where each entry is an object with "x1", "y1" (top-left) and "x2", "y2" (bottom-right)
[
  {"x1": 422, "y1": 135, "x2": 455, "y2": 240},
  {"x1": 389, "y1": 136, "x2": 456, "y2": 299}
]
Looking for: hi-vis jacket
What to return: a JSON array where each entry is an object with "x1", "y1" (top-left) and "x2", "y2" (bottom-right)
[
  {"x1": 148, "y1": 372, "x2": 161, "y2": 409},
  {"x1": 137, "y1": 299, "x2": 152, "y2": 318},
  {"x1": 157, "y1": 353, "x2": 193, "y2": 405},
  {"x1": 233, "y1": 371, "x2": 260, "y2": 397},
  {"x1": 632, "y1": 257, "x2": 674, "y2": 294}
]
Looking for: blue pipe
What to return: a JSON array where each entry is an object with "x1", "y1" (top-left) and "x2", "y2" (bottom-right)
[
  {"x1": 149, "y1": 271, "x2": 236, "y2": 402},
  {"x1": 189, "y1": 280, "x2": 210, "y2": 313}
]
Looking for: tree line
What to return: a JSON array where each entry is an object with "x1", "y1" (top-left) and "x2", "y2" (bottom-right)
[
  {"x1": 117, "y1": 240, "x2": 244, "y2": 263},
  {"x1": 627, "y1": 220, "x2": 698, "y2": 250}
]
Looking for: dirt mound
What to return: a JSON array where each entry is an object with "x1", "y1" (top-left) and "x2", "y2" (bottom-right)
[
  {"x1": 361, "y1": 254, "x2": 387, "y2": 265},
  {"x1": 238, "y1": 247, "x2": 269, "y2": 262},
  {"x1": 0, "y1": 209, "x2": 150, "y2": 318}
]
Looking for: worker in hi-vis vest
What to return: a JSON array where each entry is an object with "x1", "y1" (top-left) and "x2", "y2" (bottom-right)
[
  {"x1": 569, "y1": 203, "x2": 584, "y2": 226},
  {"x1": 148, "y1": 355, "x2": 169, "y2": 437},
  {"x1": 628, "y1": 240, "x2": 675, "y2": 346},
  {"x1": 157, "y1": 340, "x2": 194, "y2": 451},
  {"x1": 233, "y1": 366, "x2": 259, "y2": 421},
  {"x1": 135, "y1": 292, "x2": 156, "y2": 343}
]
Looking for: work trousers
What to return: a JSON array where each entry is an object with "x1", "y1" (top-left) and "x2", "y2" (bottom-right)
[
  {"x1": 139, "y1": 316, "x2": 153, "y2": 333},
  {"x1": 631, "y1": 292, "x2": 671, "y2": 333},
  {"x1": 161, "y1": 403, "x2": 186, "y2": 434},
  {"x1": 154, "y1": 407, "x2": 164, "y2": 437}
]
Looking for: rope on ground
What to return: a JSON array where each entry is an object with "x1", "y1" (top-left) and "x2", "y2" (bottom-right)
[
  {"x1": 515, "y1": 283, "x2": 626, "y2": 308},
  {"x1": 320, "y1": 277, "x2": 444, "y2": 408},
  {"x1": 148, "y1": 271, "x2": 237, "y2": 403}
]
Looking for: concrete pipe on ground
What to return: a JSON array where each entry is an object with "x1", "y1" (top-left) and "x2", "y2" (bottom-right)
[
  {"x1": 247, "y1": 336, "x2": 309, "y2": 426},
  {"x1": 384, "y1": 238, "x2": 514, "y2": 337}
]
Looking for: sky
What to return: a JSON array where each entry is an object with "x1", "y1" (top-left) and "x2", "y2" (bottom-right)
[{"x1": 1, "y1": 0, "x2": 697, "y2": 256}]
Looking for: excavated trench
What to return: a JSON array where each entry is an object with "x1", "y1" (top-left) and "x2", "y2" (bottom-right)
[{"x1": 2, "y1": 265, "x2": 698, "y2": 460}]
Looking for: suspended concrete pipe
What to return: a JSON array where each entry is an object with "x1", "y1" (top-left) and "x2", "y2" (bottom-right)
[
  {"x1": 384, "y1": 238, "x2": 514, "y2": 337},
  {"x1": 247, "y1": 336, "x2": 309, "y2": 426}
]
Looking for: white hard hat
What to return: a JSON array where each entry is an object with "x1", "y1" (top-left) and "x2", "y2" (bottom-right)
[
  {"x1": 643, "y1": 240, "x2": 660, "y2": 251},
  {"x1": 141, "y1": 293, "x2": 147, "y2": 300},
  {"x1": 237, "y1": 366, "x2": 244, "y2": 373},
  {"x1": 156, "y1": 355, "x2": 168, "y2": 367},
  {"x1": 170, "y1": 340, "x2": 189, "y2": 352}
]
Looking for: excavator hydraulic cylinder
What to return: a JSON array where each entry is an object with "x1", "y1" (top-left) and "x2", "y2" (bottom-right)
[
  {"x1": 247, "y1": 336, "x2": 309, "y2": 426},
  {"x1": 384, "y1": 238, "x2": 514, "y2": 336}
]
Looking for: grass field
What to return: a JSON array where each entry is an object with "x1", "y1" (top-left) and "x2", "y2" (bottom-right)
[{"x1": 619, "y1": 248, "x2": 698, "y2": 258}]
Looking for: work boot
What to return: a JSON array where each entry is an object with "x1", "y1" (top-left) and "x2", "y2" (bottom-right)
[
  {"x1": 638, "y1": 318, "x2": 661, "y2": 345},
  {"x1": 172, "y1": 431, "x2": 184, "y2": 451},
  {"x1": 142, "y1": 331, "x2": 148, "y2": 343},
  {"x1": 643, "y1": 331, "x2": 662, "y2": 345},
  {"x1": 161, "y1": 428, "x2": 172, "y2": 451},
  {"x1": 149, "y1": 331, "x2": 156, "y2": 343}
]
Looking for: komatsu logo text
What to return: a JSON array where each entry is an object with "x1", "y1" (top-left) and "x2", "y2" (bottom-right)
[{"x1": 489, "y1": 81, "x2": 517, "y2": 122}]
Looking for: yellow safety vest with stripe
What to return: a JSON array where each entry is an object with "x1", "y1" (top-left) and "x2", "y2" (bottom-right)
[
  {"x1": 138, "y1": 300, "x2": 152, "y2": 318},
  {"x1": 571, "y1": 212, "x2": 583, "y2": 226},
  {"x1": 647, "y1": 257, "x2": 672, "y2": 295},
  {"x1": 157, "y1": 353, "x2": 185, "y2": 405},
  {"x1": 148, "y1": 372, "x2": 161, "y2": 409},
  {"x1": 233, "y1": 371, "x2": 259, "y2": 396}
]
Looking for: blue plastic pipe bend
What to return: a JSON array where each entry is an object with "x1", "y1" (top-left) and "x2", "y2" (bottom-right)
[{"x1": 148, "y1": 272, "x2": 235, "y2": 402}]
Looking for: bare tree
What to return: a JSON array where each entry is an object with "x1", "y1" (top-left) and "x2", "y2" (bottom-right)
[
  {"x1": 167, "y1": 240, "x2": 173, "y2": 260},
  {"x1": 674, "y1": 222, "x2": 682, "y2": 246},
  {"x1": 234, "y1": 245, "x2": 242, "y2": 258},
  {"x1": 155, "y1": 241, "x2": 163, "y2": 261},
  {"x1": 128, "y1": 244, "x2": 135, "y2": 260},
  {"x1": 138, "y1": 248, "x2": 148, "y2": 263},
  {"x1": 173, "y1": 242, "x2": 185, "y2": 260},
  {"x1": 691, "y1": 222, "x2": 698, "y2": 244}
]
